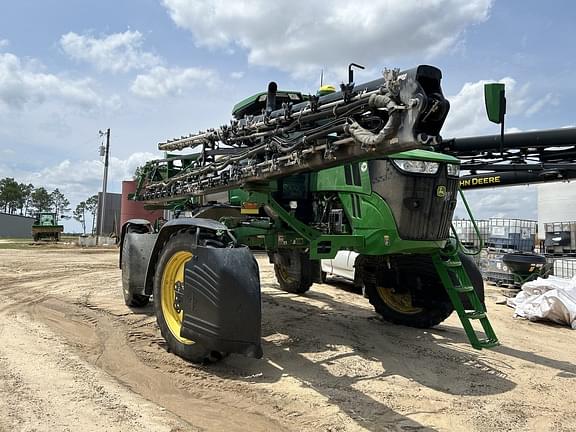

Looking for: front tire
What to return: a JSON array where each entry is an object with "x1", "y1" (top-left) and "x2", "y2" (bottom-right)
[
  {"x1": 153, "y1": 231, "x2": 216, "y2": 363},
  {"x1": 273, "y1": 251, "x2": 313, "y2": 294}
]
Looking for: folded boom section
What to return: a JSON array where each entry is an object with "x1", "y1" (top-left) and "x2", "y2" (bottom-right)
[{"x1": 134, "y1": 65, "x2": 450, "y2": 203}]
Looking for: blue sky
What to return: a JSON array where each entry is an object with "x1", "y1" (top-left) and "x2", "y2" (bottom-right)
[{"x1": 0, "y1": 0, "x2": 574, "y2": 231}]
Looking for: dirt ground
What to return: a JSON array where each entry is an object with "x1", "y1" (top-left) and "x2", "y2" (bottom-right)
[{"x1": 0, "y1": 247, "x2": 574, "y2": 432}]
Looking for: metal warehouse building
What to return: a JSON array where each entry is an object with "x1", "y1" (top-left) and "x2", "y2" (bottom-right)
[
  {"x1": 0, "y1": 213, "x2": 35, "y2": 238},
  {"x1": 95, "y1": 192, "x2": 122, "y2": 236}
]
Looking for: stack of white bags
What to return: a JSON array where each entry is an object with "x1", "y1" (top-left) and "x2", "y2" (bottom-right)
[{"x1": 507, "y1": 275, "x2": 576, "y2": 329}]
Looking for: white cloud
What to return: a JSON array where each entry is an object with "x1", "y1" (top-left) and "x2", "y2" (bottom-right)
[
  {"x1": 230, "y1": 71, "x2": 244, "y2": 79},
  {"x1": 441, "y1": 77, "x2": 553, "y2": 137},
  {"x1": 443, "y1": 77, "x2": 513, "y2": 137},
  {"x1": 162, "y1": 0, "x2": 492, "y2": 76},
  {"x1": 60, "y1": 30, "x2": 161, "y2": 73},
  {"x1": 0, "y1": 39, "x2": 8, "y2": 49},
  {"x1": 525, "y1": 92, "x2": 559, "y2": 117},
  {"x1": 0, "y1": 148, "x2": 15, "y2": 157},
  {"x1": 455, "y1": 186, "x2": 537, "y2": 220},
  {"x1": 0, "y1": 52, "x2": 108, "y2": 111},
  {"x1": 17, "y1": 151, "x2": 157, "y2": 207},
  {"x1": 1, "y1": 152, "x2": 159, "y2": 231},
  {"x1": 130, "y1": 65, "x2": 218, "y2": 98}
]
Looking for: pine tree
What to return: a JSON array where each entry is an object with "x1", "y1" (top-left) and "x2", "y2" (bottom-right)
[
  {"x1": 50, "y1": 188, "x2": 70, "y2": 219},
  {"x1": 30, "y1": 187, "x2": 52, "y2": 213},
  {"x1": 85, "y1": 194, "x2": 99, "y2": 235},
  {"x1": 73, "y1": 201, "x2": 87, "y2": 234}
]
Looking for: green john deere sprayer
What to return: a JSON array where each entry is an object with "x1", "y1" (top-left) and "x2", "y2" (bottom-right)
[{"x1": 119, "y1": 64, "x2": 576, "y2": 363}]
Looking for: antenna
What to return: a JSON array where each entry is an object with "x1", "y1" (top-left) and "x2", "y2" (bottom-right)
[{"x1": 348, "y1": 63, "x2": 365, "y2": 85}]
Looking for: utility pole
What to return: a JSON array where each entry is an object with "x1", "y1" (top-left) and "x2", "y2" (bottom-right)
[{"x1": 98, "y1": 128, "x2": 110, "y2": 242}]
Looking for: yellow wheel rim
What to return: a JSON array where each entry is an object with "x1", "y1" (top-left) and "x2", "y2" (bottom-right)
[
  {"x1": 277, "y1": 264, "x2": 294, "y2": 283},
  {"x1": 161, "y1": 250, "x2": 193, "y2": 345},
  {"x1": 376, "y1": 287, "x2": 423, "y2": 314}
]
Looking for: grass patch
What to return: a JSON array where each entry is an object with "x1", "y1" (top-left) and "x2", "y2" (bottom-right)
[
  {"x1": 0, "y1": 239, "x2": 35, "y2": 250},
  {"x1": 0, "y1": 236, "x2": 80, "y2": 250}
]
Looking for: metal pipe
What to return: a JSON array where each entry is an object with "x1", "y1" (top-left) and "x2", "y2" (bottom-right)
[{"x1": 444, "y1": 127, "x2": 576, "y2": 154}]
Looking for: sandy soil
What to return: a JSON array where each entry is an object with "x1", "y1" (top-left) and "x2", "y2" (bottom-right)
[{"x1": 0, "y1": 247, "x2": 574, "y2": 432}]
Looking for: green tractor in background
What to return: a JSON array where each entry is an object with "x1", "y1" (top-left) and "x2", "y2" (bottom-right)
[{"x1": 32, "y1": 212, "x2": 64, "y2": 242}]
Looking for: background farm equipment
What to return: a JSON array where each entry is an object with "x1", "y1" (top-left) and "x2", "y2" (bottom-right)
[{"x1": 32, "y1": 212, "x2": 64, "y2": 242}]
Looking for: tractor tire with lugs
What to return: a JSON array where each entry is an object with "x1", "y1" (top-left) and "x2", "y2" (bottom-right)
[
  {"x1": 273, "y1": 251, "x2": 314, "y2": 294},
  {"x1": 153, "y1": 231, "x2": 220, "y2": 363}
]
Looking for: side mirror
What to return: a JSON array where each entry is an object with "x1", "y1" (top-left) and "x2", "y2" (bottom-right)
[{"x1": 484, "y1": 83, "x2": 506, "y2": 124}]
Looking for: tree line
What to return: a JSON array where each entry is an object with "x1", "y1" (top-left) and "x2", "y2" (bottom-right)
[
  {"x1": 0, "y1": 177, "x2": 67, "y2": 217},
  {"x1": 0, "y1": 177, "x2": 99, "y2": 234}
]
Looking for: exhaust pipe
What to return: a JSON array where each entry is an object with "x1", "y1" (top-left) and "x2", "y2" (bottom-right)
[{"x1": 266, "y1": 81, "x2": 277, "y2": 114}]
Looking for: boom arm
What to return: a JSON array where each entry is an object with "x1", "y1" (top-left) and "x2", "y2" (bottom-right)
[
  {"x1": 459, "y1": 164, "x2": 576, "y2": 189},
  {"x1": 442, "y1": 127, "x2": 576, "y2": 189},
  {"x1": 135, "y1": 65, "x2": 450, "y2": 203}
]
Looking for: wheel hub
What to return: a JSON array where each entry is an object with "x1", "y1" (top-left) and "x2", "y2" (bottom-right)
[
  {"x1": 161, "y1": 250, "x2": 194, "y2": 345},
  {"x1": 174, "y1": 281, "x2": 184, "y2": 313},
  {"x1": 376, "y1": 286, "x2": 423, "y2": 314}
]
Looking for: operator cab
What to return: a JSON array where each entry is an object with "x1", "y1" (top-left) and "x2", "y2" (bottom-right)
[
  {"x1": 35, "y1": 212, "x2": 57, "y2": 226},
  {"x1": 232, "y1": 90, "x2": 307, "y2": 119},
  {"x1": 232, "y1": 82, "x2": 338, "y2": 119}
]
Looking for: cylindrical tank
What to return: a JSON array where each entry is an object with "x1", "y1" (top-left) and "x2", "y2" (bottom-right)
[{"x1": 121, "y1": 180, "x2": 164, "y2": 228}]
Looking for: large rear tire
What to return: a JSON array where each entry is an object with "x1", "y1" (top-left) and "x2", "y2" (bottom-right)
[
  {"x1": 153, "y1": 231, "x2": 217, "y2": 363},
  {"x1": 273, "y1": 251, "x2": 313, "y2": 294}
]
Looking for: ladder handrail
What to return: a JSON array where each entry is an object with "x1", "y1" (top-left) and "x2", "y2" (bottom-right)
[{"x1": 452, "y1": 189, "x2": 484, "y2": 256}]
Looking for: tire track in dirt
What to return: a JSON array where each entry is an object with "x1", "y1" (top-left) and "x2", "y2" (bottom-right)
[
  {"x1": 2, "y1": 248, "x2": 576, "y2": 431},
  {"x1": 0, "y1": 248, "x2": 435, "y2": 431},
  {"x1": 0, "y1": 297, "x2": 192, "y2": 432},
  {"x1": 27, "y1": 297, "x2": 288, "y2": 432}
]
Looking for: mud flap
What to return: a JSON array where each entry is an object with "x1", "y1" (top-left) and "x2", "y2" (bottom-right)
[{"x1": 181, "y1": 246, "x2": 263, "y2": 358}]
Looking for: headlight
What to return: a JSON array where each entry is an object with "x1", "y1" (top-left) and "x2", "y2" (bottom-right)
[
  {"x1": 392, "y1": 159, "x2": 439, "y2": 175},
  {"x1": 447, "y1": 164, "x2": 460, "y2": 177}
]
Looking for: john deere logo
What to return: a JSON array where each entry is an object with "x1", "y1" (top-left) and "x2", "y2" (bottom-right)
[{"x1": 436, "y1": 185, "x2": 447, "y2": 197}]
